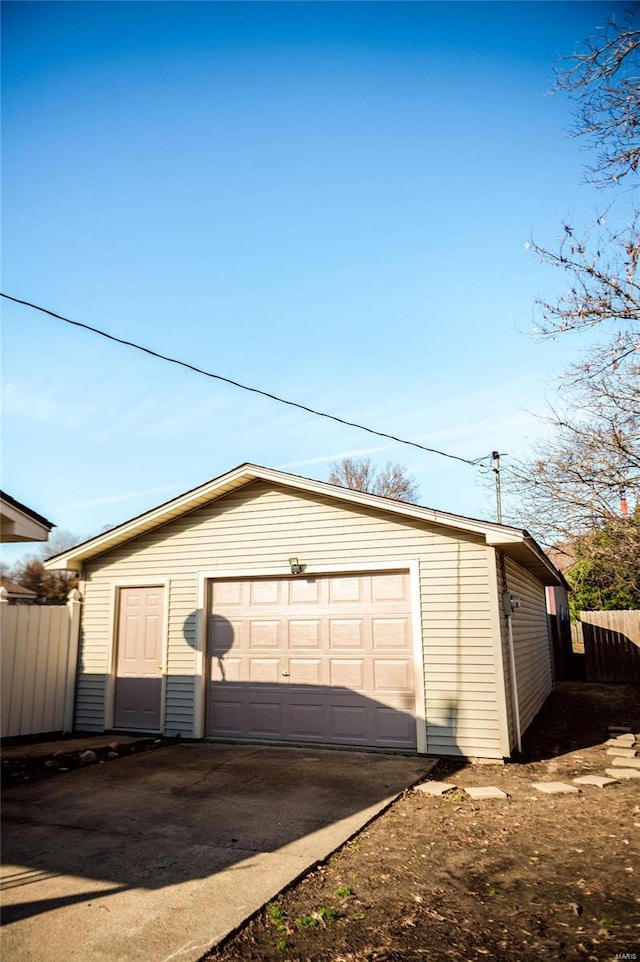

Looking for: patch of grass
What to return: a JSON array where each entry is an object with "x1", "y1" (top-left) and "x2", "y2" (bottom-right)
[
  {"x1": 335, "y1": 886, "x2": 353, "y2": 898},
  {"x1": 447, "y1": 790, "x2": 466, "y2": 803},
  {"x1": 346, "y1": 840, "x2": 361, "y2": 852},
  {"x1": 317, "y1": 906, "x2": 340, "y2": 922},
  {"x1": 598, "y1": 915, "x2": 615, "y2": 930},
  {"x1": 266, "y1": 902, "x2": 287, "y2": 933},
  {"x1": 294, "y1": 914, "x2": 318, "y2": 928},
  {"x1": 291, "y1": 906, "x2": 341, "y2": 929},
  {"x1": 276, "y1": 938, "x2": 289, "y2": 951}
]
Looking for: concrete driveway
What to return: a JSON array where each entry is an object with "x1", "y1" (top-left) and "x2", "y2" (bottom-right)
[{"x1": 1, "y1": 742, "x2": 430, "y2": 962}]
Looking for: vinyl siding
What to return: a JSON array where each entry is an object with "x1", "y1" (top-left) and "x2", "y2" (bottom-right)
[
  {"x1": 79, "y1": 481, "x2": 503, "y2": 757},
  {"x1": 493, "y1": 554, "x2": 514, "y2": 751},
  {"x1": 504, "y1": 556, "x2": 553, "y2": 736}
]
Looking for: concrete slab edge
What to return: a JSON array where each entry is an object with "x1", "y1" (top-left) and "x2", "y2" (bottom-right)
[{"x1": 194, "y1": 773, "x2": 428, "y2": 961}]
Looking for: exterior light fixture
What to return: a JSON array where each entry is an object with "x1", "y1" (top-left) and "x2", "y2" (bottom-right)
[{"x1": 289, "y1": 557, "x2": 304, "y2": 575}]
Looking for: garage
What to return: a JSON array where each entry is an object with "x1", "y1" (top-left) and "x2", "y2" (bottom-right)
[
  {"x1": 45, "y1": 463, "x2": 567, "y2": 759},
  {"x1": 206, "y1": 570, "x2": 418, "y2": 749}
]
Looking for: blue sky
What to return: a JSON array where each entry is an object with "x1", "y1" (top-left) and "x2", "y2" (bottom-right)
[{"x1": 1, "y1": 0, "x2": 625, "y2": 562}]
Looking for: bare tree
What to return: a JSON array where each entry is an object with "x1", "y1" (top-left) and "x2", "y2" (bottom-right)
[
  {"x1": 328, "y1": 457, "x2": 419, "y2": 503},
  {"x1": 557, "y1": 8, "x2": 640, "y2": 187},
  {"x1": 504, "y1": 365, "x2": 639, "y2": 541},
  {"x1": 10, "y1": 556, "x2": 78, "y2": 602},
  {"x1": 527, "y1": 209, "x2": 639, "y2": 359},
  {"x1": 506, "y1": 11, "x2": 640, "y2": 544},
  {"x1": 9, "y1": 529, "x2": 82, "y2": 602},
  {"x1": 40, "y1": 528, "x2": 82, "y2": 560}
]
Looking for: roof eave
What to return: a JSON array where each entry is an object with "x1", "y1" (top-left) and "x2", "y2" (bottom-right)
[
  {"x1": 43, "y1": 464, "x2": 566, "y2": 589},
  {"x1": 44, "y1": 464, "x2": 261, "y2": 571}
]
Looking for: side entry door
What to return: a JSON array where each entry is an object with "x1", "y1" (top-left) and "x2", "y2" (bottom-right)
[{"x1": 113, "y1": 586, "x2": 165, "y2": 730}]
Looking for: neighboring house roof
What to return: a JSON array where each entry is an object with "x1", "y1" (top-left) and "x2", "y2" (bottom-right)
[
  {"x1": 0, "y1": 491, "x2": 54, "y2": 543},
  {"x1": 544, "y1": 545, "x2": 575, "y2": 576},
  {"x1": 43, "y1": 463, "x2": 567, "y2": 586},
  {"x1": 0, "y1": 577, "x2": 38, "y2": 599}
]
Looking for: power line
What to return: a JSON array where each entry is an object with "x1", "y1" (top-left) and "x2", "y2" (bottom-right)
[{"x1": 1, "y1": 291, "x2": 491, "y2": 469}]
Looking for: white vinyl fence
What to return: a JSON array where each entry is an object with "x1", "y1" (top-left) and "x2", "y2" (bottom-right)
[{"x1": 1, "y1": 588, "x2": 82, "y2": 738}]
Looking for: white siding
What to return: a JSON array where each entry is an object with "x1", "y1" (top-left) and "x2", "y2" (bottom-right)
[
  {"x1": 80, "y1": 481, "x2": 503, "y2": 757},
  {"x1": 504, "y1": 556, "x2": 553, "y2": 736}
]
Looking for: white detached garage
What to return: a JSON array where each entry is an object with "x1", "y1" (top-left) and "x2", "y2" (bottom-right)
[{"x1": 45, "y1": 464, "x2": 565, "y2": 760}]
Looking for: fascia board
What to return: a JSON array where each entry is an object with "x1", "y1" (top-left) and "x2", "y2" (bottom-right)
[
  {"x1": 254, "y1": 466, "x2": 523, "y2": 539},
  {"x1": 43, "y1": 465, "x2": 260, "y2": 570},
  {"x1": 43, "y1": 462, "x2": 538, "y2": 574}
]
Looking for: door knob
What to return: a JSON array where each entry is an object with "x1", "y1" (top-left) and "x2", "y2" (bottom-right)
[{"x1": 282, "y1": 671, "x2": 290, "y2": 677}]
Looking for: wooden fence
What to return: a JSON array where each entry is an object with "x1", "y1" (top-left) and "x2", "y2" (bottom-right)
[
  {"x1": 0, "y1": 589, "x2": 82, "y2": 738},
  {"x1": 572, "y1": 610, "x2": 640, "y2": 683}
]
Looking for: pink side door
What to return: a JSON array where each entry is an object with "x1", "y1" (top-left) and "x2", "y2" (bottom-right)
[{"x1": 113, "y1": 586, "x2": 165, "y2": 731}]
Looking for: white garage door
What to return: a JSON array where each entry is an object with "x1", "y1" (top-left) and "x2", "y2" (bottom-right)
[{"x1": 206, "y1": 571, "x2": 417, "y2": 750}]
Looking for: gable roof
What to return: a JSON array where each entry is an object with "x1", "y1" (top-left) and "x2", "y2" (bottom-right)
[
  {"x1": 0, "y1": 577, "x2": 38, "y2": 598},
  {"x1": 43, "y1": 463, "x2": 566, "y2": 586},
  {"x1": 0, "y1": 491, "x2": 54, "y2": 543}
]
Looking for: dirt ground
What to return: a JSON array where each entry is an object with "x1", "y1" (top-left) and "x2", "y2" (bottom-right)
[{"x1": 205, "y1": 683, "x2": 640, "y2": 962}]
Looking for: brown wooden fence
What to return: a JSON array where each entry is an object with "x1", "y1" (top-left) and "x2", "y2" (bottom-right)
[{"x1": 573, "y1": 610, "x2": 640, "y2": 683}]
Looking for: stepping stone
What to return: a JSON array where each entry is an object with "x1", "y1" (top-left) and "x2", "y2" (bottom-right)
[
  {"x1": 415, "y1": 781, "x2": 457, "y2": 796},
  {"x1": 606, "y1": 747, "x2": 639, "y2": 758},
  {"x1": 608, "y1": 725, "x2": 632, "y2": 734},
  {"x1": 464, "y1": 786, "x2": 509, "y2": 800},
  {"x1": 606, "y1": 768, "x2": 640, "y2": 780},
  {"x1": 612, "y1": 757, "x2": 640, "y2": 769},
  {"x1": 532, "y1": 781, "x2": 580, "y2": 795},
  {"x1": 573, "y1": 775, "x2": 618, "y2": 788},
  {"x1": 606, "y1": 736, "x2": 637, "y2": 747}
]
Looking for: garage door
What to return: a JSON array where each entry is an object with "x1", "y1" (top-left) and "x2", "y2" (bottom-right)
[{"x1": 206, "y1": 571, "x2": 417, "y2": 749}]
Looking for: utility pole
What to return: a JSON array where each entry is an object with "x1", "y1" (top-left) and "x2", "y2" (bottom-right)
[{"x1": 492, "y1": 451, "x2": 502, "y2": 523}]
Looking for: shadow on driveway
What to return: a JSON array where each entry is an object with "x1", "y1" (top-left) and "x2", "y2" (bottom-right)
[{"x1": 1, "y1": 742, "x2": 430, "y2": 962}]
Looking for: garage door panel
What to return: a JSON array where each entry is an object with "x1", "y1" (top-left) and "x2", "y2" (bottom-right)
[
  {"x1": 212, "y1": 581, "x2": 243, "y2": 606},
  {"x1": 329, "y1": 705, "x2": 368, "y2": 741},
  {"x1": 248, "y1": 659, "x2": 281, "y2": 684},
  {"x1": 208, "y1": 697, "x2": 243, "y2": 736},
  {"x1": 371, "y1": 573, "x2": 407, "y2": 602},
  {"x1": 373, "y1": 618, "x2": 409, "y2": 648},
  {"x1": 210, "y1": 655, "x2": 243, "y2": 683},
  {"x1": 207, "y1": 571, "x2": 416, "y2": 750},
  {"x1": 288, "y1": 659, "x2": 322, "y2": 686},
  {"x1": 247, "y1": 700, "x2": 282, "y2": 736},
  {"x1": 375, "y1": 707, "x2": 415, "y2": 746},
  {"x1": 289, "y1": 620, "x2": 321, "y2": 648},
  {"x1": 251, "y1": 580, "x2": 280, "y2": 605},
  {"x1": 329, "y1": 577, "x2": 363, "y2": 603},
  {"x1": 289, "y1": 578, "x2": 320, "y2": 604},
  {"x1": 329, "y1": 619, "x2": 364, "y2": 648},
  {"x1": 373, "y1": 660, "x2": 413, "y2": 692},
  {"x1": 330, "y1": 659, "x2": 365, "y2": 690},
  {"x1": 209, "y1": 615, "x2": 240, "y2": 654},
  {"x1": 250, "y1": 621, "x2": 280, "y2": 648},
  {"x1": 288, "y1": 702, "x2": 324, "y2": 738}
]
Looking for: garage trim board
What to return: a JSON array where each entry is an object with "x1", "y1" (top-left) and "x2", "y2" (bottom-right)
[{"x1": 195, "y1": 561, "x2": 426, "y2": 752}]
